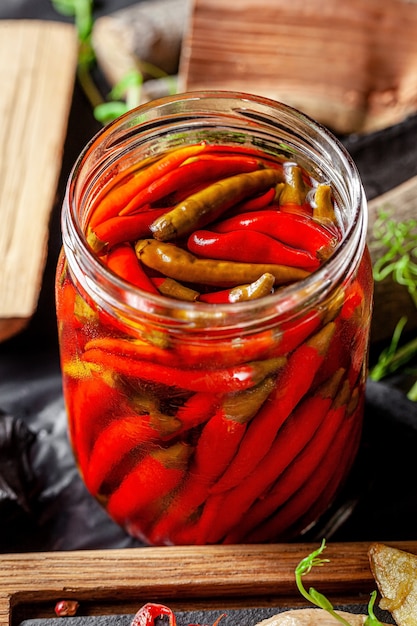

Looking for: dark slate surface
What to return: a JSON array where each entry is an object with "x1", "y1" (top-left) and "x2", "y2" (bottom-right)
[{"x1": 20, "y1": 605, "x2": 395, "y2": 626}]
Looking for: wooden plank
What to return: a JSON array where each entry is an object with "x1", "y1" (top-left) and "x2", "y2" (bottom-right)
[
  {"x1": 179, "y1": 0, "x2": 417, "y2": 135},
  {"x1": 2, "y1": 542, "x2": 417, "y2": 626},
  {"x1": 0, "y1": 20, "x2": 78, "y2": 342}
]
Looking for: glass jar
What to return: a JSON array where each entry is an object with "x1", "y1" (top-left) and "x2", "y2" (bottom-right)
[{"x1": 56, "y1": 91, "x2": 373, "y2": 545}]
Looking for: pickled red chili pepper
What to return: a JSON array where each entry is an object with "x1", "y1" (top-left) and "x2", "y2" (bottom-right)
[
  {"x1": 85, "y1": 409, "x2": 183, "y2": 494},
  {"x1": 83, "y1": 336, "x2": 180, "y2": 367},
  {"x1": 107, "y1": 441, "x2": 193, "y2": 524},
  {"x1": 213, "y1": 209, "x2": 337, "y2": 257},
  {"x1": 89, "y1": 143, "x2": 208, "y2": 228},
  {"x1": 187, "y1": 229, "x2": 320, "y2": 270},
  {"x1": 243, "y1": 393, "x2": 361, "y2": 543},
  {"x1": 222, "y1": 369, "x2": 347, "y2": 543},
  {"x1": 88, "y1": 207, "x2": 167, "y2": 253},
  {"x1": 194, "y1": 360, "x2": 342, "y2": 544},
  {"x1": 119, "y1": 154, "x2": 263, "y2": 216},
  {"x1": 234, "y1": 186, "x2": 276, "y2": 212},
  {"x1": 82, "y1": 348, "x2": 286, "y2": 393},
  {"x1": 85, "y1": 329, "x2": 278, "y2": 370},
  {"x1": 106, "y1": 243, "x2": 159, "y2": 294},
  {"x1": 211, "y1": 322, "x2": 336, "y2": 495},
  {"x1": 148, "y1": 377, "x2": 275, "y2": 544},
  {"x1": 63, "y1": 371, "x2": 121, "y2": 472}
]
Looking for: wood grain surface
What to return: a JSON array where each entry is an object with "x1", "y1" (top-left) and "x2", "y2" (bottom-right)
[
  {"x1": 0, "y1": 20, "x2": 77, "y2": 342},
  {"x1": 2, "y1": 542, "x2": 417, "y2": 626},
  {"x1": 179, "y1": 0, "x2": 417, "y2": 135}
]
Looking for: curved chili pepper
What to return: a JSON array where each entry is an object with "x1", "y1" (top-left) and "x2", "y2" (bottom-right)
[
  {"x1": 198, "y1": 272, "x2": 274, "y2": 303},
  {"x1": 222, "y1": 369, "x2": 347, "y2": 543},
  {"x1": 175, "y1": 392, "x2": 221, "y2": 429},
  {"x1": 174, "y1": 327, "x2": 280, "y2": 368},
  {"x1": 89, "y1": 143, "x2": 208, "y2": 228},
  {"x1": 119, "y1": 155, "x2": 263, "y2": 216},
  {"x1": 107, "y1": 441, "x2": 193, "y2": 524},
  {"x1": 196, "y1": 360, "x2": 343, "y2": 544},
  {"x1": 88, "y1": 207, "x2": 167, "y2": 253},
  {"x1": 84, "y1": 330, "x2": 279, "y2": 370},
  {"x1": 82, "y1": 348, "x2": 286, "y2": 393},
  {"x1": 85, "y1": 410, "x2": 183, "y2": 495},
  {"x1": 148, "y1": 377, "x2": 275, "y2": 544},
  {"x1": 106, "y1": 243, "x2": 159, "y2": 294},
  {"x1": 210, "y1": 321, "x2": 336, "y2": 496},
  {"x1": 234, "y1": 186, "x2": 276, "y2": 212},
  {"x1": 243, "y1": 392, "x2": 361, "y2": 543},
  {"x1": 213, "y1": 210, "x2": 336, "y2": 257},
  {"x1": 63, "y1": 370, "x2": 123, "y2": 475},
  {"x1": 83, "y1": 336, "x2": 182, "y2": 369},
  {"x1": 135, "y1": 239, "x2": 310, "y2": 287},
  {"x1": 188, "y1": 229, "x2": 319, "y2": 270},
  {"x1": 150, "y1": 168, "x2": 284, "y2": 241}
]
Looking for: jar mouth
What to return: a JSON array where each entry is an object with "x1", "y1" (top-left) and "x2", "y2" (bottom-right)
[{"x1": 63, "y1": 90, "x2": 367, "y2": 333}]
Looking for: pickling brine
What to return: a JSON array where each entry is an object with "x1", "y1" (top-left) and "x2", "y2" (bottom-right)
[{"x1": 56, "y1": 92, "x2": 373, "y2": 545}]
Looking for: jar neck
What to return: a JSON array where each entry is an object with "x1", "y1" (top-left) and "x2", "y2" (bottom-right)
[{"x1": 61, "y1": 91, "x2": 367, "y2": 336}]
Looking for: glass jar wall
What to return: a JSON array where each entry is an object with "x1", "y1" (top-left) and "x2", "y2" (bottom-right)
[{"x1": 56, "y1": 91, "x2": 373, "y2": 545}]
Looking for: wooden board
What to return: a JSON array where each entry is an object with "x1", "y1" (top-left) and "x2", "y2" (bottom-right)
[
  {"x1": 179, "y1": 0, "x2": 417, "y2": 135},
  {"x1": 0, "y1": 20, "x2": 78, "y2": 342},
  {"x1": 2, "y1": 542, "x2": 417, "y2": 626}
]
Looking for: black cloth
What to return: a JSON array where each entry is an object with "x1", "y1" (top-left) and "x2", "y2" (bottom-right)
[{"x1": 1, "y1": 0, "x2": 417, "y2": 552}]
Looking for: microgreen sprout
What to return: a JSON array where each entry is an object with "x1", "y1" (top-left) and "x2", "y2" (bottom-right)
[
  {"x1": 51, "y1": 0, "x2": 175, "y2": 124},
  {"x1": 295, "y1": 540, "x2": 383, "y2": 626}
]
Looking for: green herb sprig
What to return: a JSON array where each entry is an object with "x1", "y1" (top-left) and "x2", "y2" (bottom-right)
[
  {"x1": 370, "y1": 209, "x2": 417, "y2": 400},
  {"x1": 295, "y1": 539, "x2": 383, "y2": 626},
  {"x1": 372, "y1": 210, "x2": 417, "y2": 306},
  {"x1": 51, "y1": 0, "x2": 173, "y2": 124}
]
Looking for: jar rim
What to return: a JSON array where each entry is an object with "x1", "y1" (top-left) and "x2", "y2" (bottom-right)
[{"x1": 62, "y1": 90, "x2": 367, "y2": 332}]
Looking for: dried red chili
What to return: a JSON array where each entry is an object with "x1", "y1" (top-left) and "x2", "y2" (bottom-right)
[{"x1": 54, "y1": 600, "x2": 79, "y2": 617}]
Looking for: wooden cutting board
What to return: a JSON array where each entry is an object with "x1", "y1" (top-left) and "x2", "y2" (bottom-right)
[
  {"x1": 0, "y1": 20, "x2": 78, "y2": 343},
  {"x1": 179, "y1": 0, "x2": 417, "y2": 135},
  {"x1": 2, "y1": 542, "x2": 417, "y2": 626}
]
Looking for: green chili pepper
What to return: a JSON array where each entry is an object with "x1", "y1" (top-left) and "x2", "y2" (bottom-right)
[
  {"x1": 135, "y1": 239, "x2": 310, "y2": 286},
  {"x1": 150, "y1": 168, "x2": 284, "y2": 241}
]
